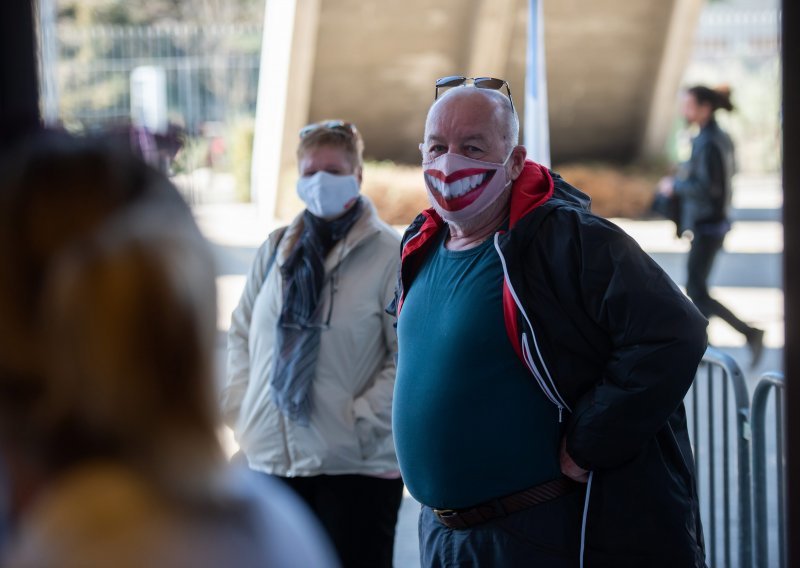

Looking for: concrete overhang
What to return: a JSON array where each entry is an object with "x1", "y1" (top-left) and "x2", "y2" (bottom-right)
[{"x1": 252, "y1": 0, "x2": 703, "y2": 217}]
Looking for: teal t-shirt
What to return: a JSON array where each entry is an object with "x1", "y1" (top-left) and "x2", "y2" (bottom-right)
[{"x1": 394, "y1": 230, "x2": 562, "y2": 510}]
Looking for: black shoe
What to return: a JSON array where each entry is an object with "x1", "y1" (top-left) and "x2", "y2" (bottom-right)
[{"x1": 747, "y1": 328, "x2": 765, "y2": 369}]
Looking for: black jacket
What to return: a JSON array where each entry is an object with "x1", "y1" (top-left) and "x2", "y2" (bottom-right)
[
  {"x1": 390, "y1": 161, "x2": 709, "y2": 567},
  {"x1": 674, "y1": 119, "x2": 735, "y2": 234}
]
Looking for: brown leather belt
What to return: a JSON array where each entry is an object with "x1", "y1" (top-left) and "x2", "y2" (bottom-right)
[{"x1": 433, "y1": 477, "x2": 579, "y2": 530}]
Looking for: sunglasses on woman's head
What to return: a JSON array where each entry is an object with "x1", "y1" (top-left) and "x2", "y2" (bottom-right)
[
  {"x1": 434, "y1": 76, "x2": 515, "y2": 113},
  {"x1": 299, "y1": 120, "x2": 358, "y2": 139}
]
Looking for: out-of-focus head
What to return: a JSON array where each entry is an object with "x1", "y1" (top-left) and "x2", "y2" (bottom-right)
[
  {"x1": 682, "y1": 85, "x2": 735, "y2": 126},
  {"x1": 0, "y1": 133, "x2": 220, "y2": 482}
]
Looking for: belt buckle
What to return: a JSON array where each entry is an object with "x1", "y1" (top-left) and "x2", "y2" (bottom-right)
[{"x1": 434, "y1": 508, "x2": 457, "y2": 520}]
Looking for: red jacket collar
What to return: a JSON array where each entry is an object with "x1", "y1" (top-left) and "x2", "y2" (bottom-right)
[{"x1": 508, "y1": 160, "x2": 554, "y2": 228}]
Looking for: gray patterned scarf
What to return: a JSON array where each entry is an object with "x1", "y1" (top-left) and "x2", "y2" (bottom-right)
[{"x1": 270, "y1": 199, "x2": 363, "y2": 424}]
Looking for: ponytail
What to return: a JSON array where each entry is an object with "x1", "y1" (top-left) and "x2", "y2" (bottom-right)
[{"x1": 688, "y1": 85, "x2": 734, "y2": 113}]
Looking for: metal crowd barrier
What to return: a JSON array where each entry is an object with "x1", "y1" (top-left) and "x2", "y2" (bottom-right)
[
  {"x1": 688, "y1": 347, "x2": 752, "y2": 568},
  {"x1": 751, "y1": 372, "x2": 786, "y2": 568}
]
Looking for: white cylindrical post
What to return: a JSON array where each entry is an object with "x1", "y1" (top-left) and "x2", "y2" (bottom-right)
[{"x1": 524, "y1": 0, "x2": 551, "y2": 167}]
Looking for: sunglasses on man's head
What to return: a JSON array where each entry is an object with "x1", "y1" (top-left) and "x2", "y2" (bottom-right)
[
  {"x1": 299, "y1": 120, "x2": 358, "y2": 139},
  {"x1": 434, "y1": 76, "x2": 515, "y2": 113}
]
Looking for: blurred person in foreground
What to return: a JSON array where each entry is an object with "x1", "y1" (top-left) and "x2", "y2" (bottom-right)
[
  {"x1": 223, "y1": 120, "x2": 402, "y2": 568},
  {"x1": 0, "y1": 134, "x2": 337, "y2": 568},
  {"x1": 659, "y1": 85, "x2": 765, "y2": 368},
  {"x1": 388, "y1": 77, "x2": 709, "y2": 567}
]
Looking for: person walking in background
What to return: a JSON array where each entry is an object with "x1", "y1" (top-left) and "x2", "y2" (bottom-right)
[
  {"x1": 223, "y1": 120, "x2": 403, "y2": 568},
  {"x1": 0, "y1": 134, "x2": 337, "y2": 568},
  {"x1": 389, "y1": 77, "x2": 708, "y2": 567},
  {"x1": 659, "y1": 85, "x2": 765, "y2": 368}
]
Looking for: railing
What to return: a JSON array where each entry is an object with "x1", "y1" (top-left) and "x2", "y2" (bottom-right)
[
  {"x1": 688, "y1": 347, "x2": 752, "y2": 568},
  {"x1": 694, "y1": 8, "x2": 780, "y2": 60},
  {"x1": 688, "y1": 349, "x2": 788, "y2": 568},
  {"x1": 42, "y1": 23, "x2": 263, "y2": 132},
  {"x1": 751, "y1": 372, "x2": 786, "y2": 568}
]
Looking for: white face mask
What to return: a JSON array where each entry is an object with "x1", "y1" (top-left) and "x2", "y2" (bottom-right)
[
  {"x1": 296, "y1": 171, "x2": 361, "y2": 220},
  {"x1": 422, "y1": 151, "x2": 513, "y2": 224}
]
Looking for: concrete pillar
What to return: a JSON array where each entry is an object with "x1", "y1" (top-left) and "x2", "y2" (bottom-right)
[
  {"x1": 641, "y1": 0, "x2": 704, "y2": 158},
  {"x1": 251, "y1": 0, "x2": 321, "y2": 224},
  {"x1": 466, "y1": 0, "x2": 517, "y2": 77}
]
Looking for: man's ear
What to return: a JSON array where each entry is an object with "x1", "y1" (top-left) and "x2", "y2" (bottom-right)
[
  {"x1": 508, "y1": 145, "x2": 528, "y2": 181},
  {"x1": 356, "y1": 166, "x2": 363, "y2": 185}
]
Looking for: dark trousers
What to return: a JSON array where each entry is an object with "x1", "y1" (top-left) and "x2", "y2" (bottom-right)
[
  {"x1": 686, "y1": 234, "x2": 753, "y2": 337},
  {"x1": 419, "y1": 489, "x2": 585, "y2": 567},
  {"x1": 273, "y1": 474, "x2": 404, "y2": 568}
]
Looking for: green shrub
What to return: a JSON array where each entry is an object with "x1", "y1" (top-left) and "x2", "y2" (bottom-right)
[{"x1": 229, "y1": 118, "x2": 255, "y2": 202}]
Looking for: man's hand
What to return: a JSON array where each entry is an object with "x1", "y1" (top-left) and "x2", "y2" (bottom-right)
[{"x1": 560, "y1": 437, "x2": 590, "y2": 483}]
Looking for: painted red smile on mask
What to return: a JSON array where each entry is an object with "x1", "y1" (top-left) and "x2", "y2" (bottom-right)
[{"x1": 423, "y1": 168, "x2": 496, "y2": 211}]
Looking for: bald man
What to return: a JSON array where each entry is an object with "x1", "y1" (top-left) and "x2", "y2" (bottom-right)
[{"x1": 388, "y1": 78, "x2": 709, "y2": 567}]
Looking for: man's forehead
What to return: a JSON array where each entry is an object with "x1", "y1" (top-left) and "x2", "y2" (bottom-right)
[
  {"x1": 425, "y1": 91, "x2": 504, "y2": 139},
  {"x1": 424, "y1": 130, "x2": 491, "y2": 142}
]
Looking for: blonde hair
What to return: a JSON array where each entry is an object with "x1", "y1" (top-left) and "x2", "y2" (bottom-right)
[{"x1": 296, "y1": 120, "x2": 364, "y2": 169}]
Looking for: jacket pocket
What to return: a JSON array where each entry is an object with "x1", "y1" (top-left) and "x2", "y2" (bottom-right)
[
  {"x1": 352, "y1": 397, "x2": 393, "y2": 462},
  {"x1": 354, "y1": 415, "x2": 378, "y2": 460}
]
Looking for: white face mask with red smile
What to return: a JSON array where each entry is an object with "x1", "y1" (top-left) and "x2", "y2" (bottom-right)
[{"x1": 422, "y1": 151, "x2": 513, "y2": 224}]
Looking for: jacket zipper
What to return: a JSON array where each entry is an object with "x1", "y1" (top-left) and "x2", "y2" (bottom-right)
[
  {"x1": 403, "y1": 228, "x2": 424, "y2": 251},
  {"x1": 493, "y1": 234, "x2": 572, "y2": 419},
  {"x1": 397, "y1": 229, "x2": 425, "y2": 309},
  {"x1": 580, "y1": 471, "x2": 594, "y2": 568},
  {"x1": 521, "y1": 332, "x2": 563, "y2": 414}
]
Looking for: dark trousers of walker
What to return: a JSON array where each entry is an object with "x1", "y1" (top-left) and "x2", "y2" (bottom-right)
[
  {"x1": 686, "y1": 233, "x2": 754, "y2": 336},
  {"x1": 273, "y1": 473, "x2": 404, "y2": 568}
]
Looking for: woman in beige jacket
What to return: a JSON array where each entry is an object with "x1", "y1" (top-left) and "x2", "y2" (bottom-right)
[{"x1": 223, "y1": 121, "x2": 402, "y2": 568}]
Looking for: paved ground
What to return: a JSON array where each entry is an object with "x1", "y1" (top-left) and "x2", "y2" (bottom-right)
[{"x1": 196, "y1": 173, "x2": 783, "y2": 568}]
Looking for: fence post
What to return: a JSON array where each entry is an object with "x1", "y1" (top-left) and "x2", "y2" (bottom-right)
[
  {"x1": 751, "y1": 372, "x2": 786, "y2": 568},
  {"x1": 693, "y1": 347, "x2": 753, "y2": 568}
]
